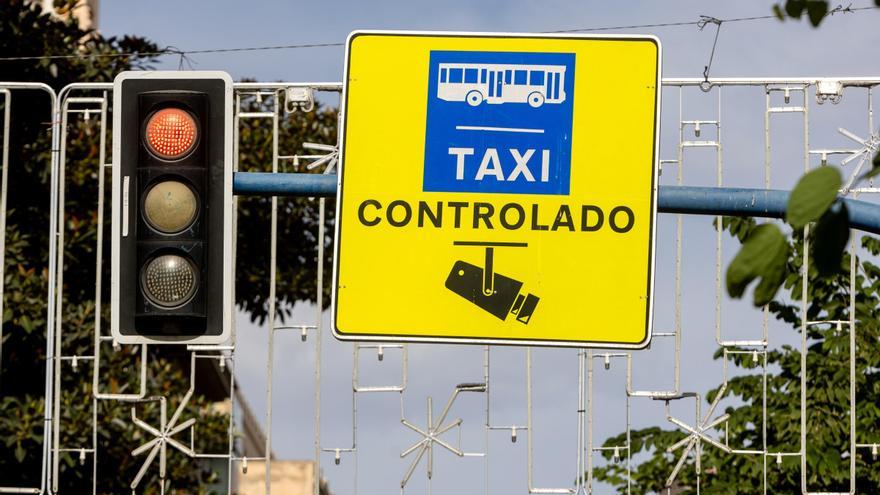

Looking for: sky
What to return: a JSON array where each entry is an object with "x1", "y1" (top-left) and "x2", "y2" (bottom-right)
[{"x1": 94, "y1": 2, "x2": 880, "y2": 494}]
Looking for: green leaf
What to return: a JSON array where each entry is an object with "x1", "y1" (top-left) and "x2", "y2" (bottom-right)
[
  {"x1": 726, "y1": 224, "x2": 790, "y2": 306},
  {"x1": 812, "y1": 202, "x2": 849, "y2": 276},
  {"x1": 14, "y1": 443, "x2": 25, "y2": 463},
  {"x1": 785, "y1": 167, "x2": 841, "y2": 229},
  {"x1": 806, "y1": 1, "x2": 829, "y2": 26},
  {"x1": 753, "y1": 242, "x2": 790, "y2": 305},
  {"x1": 785, "y1": 0, "x2": 805, "y2": 18},
  {"x1": 864, "y1": 150, "x2": 880, "y2": 180},
  {"x1": 19, "y1": 314, "x2": 32, "y2": 333},
  {"x1": 773, "y1": 4, "x2": 786, "y2": 20}
]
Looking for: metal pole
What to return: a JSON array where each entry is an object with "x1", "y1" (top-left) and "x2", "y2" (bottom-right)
[
  {"x1": 314, "y1": 198, "x2": 325, "y2": 495},
  {"x1": 230, "y1": 173, "x2": 880, "y2": 236},
  {"x1": 264, "y1": 91, "x2": 281, "y2": 495}
]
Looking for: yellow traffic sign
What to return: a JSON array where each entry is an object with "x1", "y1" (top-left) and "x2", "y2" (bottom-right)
[{"x1": 332, "y1": 31, "x2": 660, "y2": 348}]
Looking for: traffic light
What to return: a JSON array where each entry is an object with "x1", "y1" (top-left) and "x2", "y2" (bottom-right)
[{"x1": 111, "y1": 71, "x2": 233, "y2": 344}]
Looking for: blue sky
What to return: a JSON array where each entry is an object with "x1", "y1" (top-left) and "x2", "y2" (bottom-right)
[
  {"x1": 98, "y1": 2, "x2": 880, "y2": 494},
  {"x1": 102, "y1": 1, "x2": 880, "y2": 82}
]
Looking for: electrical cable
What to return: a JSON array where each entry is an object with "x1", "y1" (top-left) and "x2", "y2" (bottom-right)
[{"x1": 0, "y1": 5, "x2": 875, "y2": 64}]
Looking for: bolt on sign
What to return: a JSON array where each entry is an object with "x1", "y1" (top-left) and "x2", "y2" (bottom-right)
[{"x1": 332, "y1": 31, "x2": 661, "y2": 348}]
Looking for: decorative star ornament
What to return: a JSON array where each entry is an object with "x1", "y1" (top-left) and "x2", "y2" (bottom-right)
[
  {"x1": 129, "y1": 390, "x2": 196, "y2": 490},
  {"x1": 839, "y1": 126, "x2": 880, "y2": 192},
  {"x1": 399, "y1": 383, "x2": 485, "y2": 489},
  {"x1": 663, "y1": 386, "x2": 731, "y2": 489}
]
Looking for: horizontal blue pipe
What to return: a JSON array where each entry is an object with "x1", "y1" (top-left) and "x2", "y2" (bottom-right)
[
  {"x1": 233, "y1": 172, "x2": 338, "y2": 197},
  {"x1": 659, "y1": 186, "x2": 880, "y2": 235},
  {"x1": 232, "y1": 173, "x2": 880, "y2": 235}
]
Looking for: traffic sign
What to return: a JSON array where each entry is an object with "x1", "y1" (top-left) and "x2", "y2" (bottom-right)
[{"x1": 333, "y1": 31, "x2": 660, "y2": 348}]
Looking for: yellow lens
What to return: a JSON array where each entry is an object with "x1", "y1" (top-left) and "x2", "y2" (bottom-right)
[{"x1": 143, "y1": 180, "x2": 197, "y2": 234}]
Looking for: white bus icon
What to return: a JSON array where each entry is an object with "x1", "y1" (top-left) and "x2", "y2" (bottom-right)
[{"x1": 437, "y1": 63, "x2": 566, "y2": 108}]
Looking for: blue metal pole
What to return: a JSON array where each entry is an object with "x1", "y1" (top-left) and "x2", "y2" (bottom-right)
[
  {"x1": 657, "y1": 186, "x2": 880, "y2": 235},
  {"x1": 233, "y1": 171, "x2": 338, "y2": 197},
  {"x1": 232, "y1": 173, "x2": 880, "y2": 235},
  {"x1": 656, "y1": 186, "x2": 789, "y2": 219}
]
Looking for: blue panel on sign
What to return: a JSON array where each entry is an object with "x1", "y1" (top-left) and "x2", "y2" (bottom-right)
[{"x1": 423, "y1": 50, "x2": 576, "y2": 196}]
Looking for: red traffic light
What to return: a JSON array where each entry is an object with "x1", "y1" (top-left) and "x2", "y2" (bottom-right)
[
  {"x1": 144, "y1": 107, "x2": 198, "y2": 160},
  {"x1": 113, "y1": 71, "x2": 233, "y2": 345}
]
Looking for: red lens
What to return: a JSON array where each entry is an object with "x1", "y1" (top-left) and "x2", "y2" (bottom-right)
[{"x1": 144, "y1": 108, "x2": 198, "y2": 160}]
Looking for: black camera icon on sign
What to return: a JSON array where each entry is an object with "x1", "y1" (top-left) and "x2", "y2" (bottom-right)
[{"x1": 444, "y1": 241, "x2": 539, "y2": 324}]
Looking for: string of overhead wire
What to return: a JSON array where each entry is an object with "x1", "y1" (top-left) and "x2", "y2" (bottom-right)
[
  {"x1": 545, "y1": 4, "x2": 876, "y2": 33},
  {"x1": 0, "y1": 4, "x2": 876, "y2": 63}
]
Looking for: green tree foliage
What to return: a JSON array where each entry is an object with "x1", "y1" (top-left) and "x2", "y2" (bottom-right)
[
  {"x1": 0, "y1": 1, "x2": 336, "y2": 492},
  {"x1": 728, "y1": 2, "x2": 880, "y2": 306},
  {"x1": 235, "y1": 94, "x2": 337, "y2": 324},
  {"x1": 699, "y1": 8, "x2": 880, "y2": 490},
  {"x1": 726, "y1": 167, "x2": 849, "y2": 307},
  {"x1": 774, "y1": 0, "x2": 880, "y2": 26},
  {"x1": 595, "y1": 217, "x2": 880, "y2": 493}
]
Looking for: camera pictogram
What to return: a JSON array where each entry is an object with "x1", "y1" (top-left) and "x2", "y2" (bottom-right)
[{"x1": 444, "y1": 241, "x2": 539, "y2": 324}]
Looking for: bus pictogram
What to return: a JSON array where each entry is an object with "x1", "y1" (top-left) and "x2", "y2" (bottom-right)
[
  {"x1": 436, "y1": 63, "x2": 567, "y2": 108},
  {"x1": 424, "y1": 50, "x2": 576, "y2": 196}
]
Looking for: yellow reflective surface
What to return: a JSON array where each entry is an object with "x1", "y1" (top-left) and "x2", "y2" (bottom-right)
[{"x1": 334, "y1": 32, "x2": 660, "y2": 347}]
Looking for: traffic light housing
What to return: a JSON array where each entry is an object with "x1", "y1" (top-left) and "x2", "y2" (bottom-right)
[{"x1": 111, "y1": 71, "x2": 233, "y2": 344}]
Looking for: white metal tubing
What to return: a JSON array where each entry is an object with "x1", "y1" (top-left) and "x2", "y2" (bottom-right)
[
  {"x1": 663, "y1": 77, "x2": 880, "y2": 87},
  {"x1": 586, "y1": 352, "x2": 593, "y2": 494},
  {"x1": 848, "y1": 238, "x2": 856, "y2": 493},
  {"x1": 263, "y1": 90, "x2": 281, "y2": 494},
  {"x1": 90, "y1": 93, "x2": 106, "y2": 495},
  {"x1": 7, "y1": 76, "x2": 880, "y2": 494},
  {"x1": 585, "y1": 352, "x2": 630, "y2": 494},
  {"x1": 48, "y1": 83, "x2": 112, "y2": 493},
  {"x1": 188, "y1": 353, "x2": 232, "y2": 459},
  {"x1": 50, "y1": 96, "x2": 73, "y2": 493},
  {"x1": 234, "y1": 82, "x2": 343, "y2": 92},
  {"x1": 0, "y1": 90, "x2": 9, "y2": 397},
  {"x1": 52, "y1": 89, "x2": 120, "y2": 494},
  {"x1": 228, "y1": 92, "x2": 241, "y2": 493},
  {"x1": 0, "y1": 91, "x2": 42, "y2": 486},
  {"x1": 799, "y1": 319, "x2": 856, "y2": 495},
  {"x1": 0, "y1": 83, "x2": 56, "y2": 495},
  {"x1": 43, "y1": 83, "x2": 59, "y2": 495},
  {"x1": 526, "y1": 348, "x2": 575, "y2": 494},
  {"x1": 88, "y1": 90, "x2": 148, "y2": 403},
  {"x1": 353, "y1": 344, "x2": 407, "y2": 393},
  {"x1": 800, "y1": 225, "x2": 810, "y2": 494},
  {"x1": 314, "y1": 196, "x2": 324, "y2": 495},
  {"x1": 627, "y1": 86, "x2": 684, "y2": 400},
  {"x1": 194, "y1": 79, "x2": 880, "y2": 495},
  {"x1": 719, "y1": 350, "x2": 765, "y2": 456}
]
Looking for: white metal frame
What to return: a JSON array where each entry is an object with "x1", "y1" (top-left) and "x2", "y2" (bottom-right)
[{"x1": 2, "y1": 74, "x2": 879, "y2": 494}]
